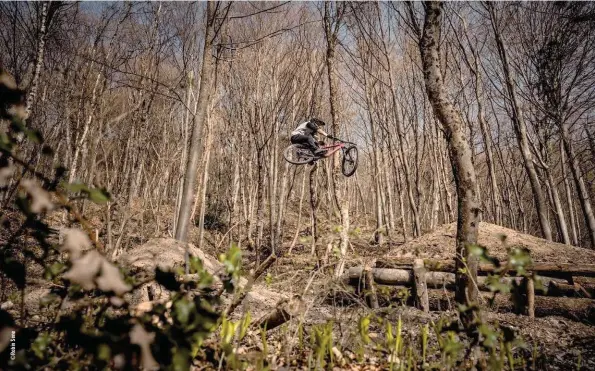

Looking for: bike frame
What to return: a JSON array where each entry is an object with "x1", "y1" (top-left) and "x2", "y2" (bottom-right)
[{"x1": 319, "y1": 141, "x2": 346, "y2": 158}]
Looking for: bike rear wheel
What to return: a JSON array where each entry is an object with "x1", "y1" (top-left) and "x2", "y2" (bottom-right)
[
  {"x1": 341, "y1": 146, "x2": 358, "y2": 177},
  {"x1": 284, "y1": 144, "x2": 316, "y2": 165}
]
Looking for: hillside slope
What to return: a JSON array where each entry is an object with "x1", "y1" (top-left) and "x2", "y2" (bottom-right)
[{"x1": 387, "y1": 222, "x2": 595, "y2": 263}]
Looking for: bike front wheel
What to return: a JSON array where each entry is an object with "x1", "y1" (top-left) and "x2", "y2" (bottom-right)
[
  {"x1": 341, "y1": 146, "x2": 358, "y2": 177},
  {"x1": 284, "y1": 144, "x2": 316, "y2": 165}
]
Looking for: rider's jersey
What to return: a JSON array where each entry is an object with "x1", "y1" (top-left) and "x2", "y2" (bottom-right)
[{"x1": 291, "y1": 120, "x2": 319, "y2": 137}]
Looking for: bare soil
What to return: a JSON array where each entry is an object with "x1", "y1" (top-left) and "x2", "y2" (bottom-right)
[
  {"x1": 386, "y1": 222, "x2": 595, "y2": 263},
  {"x1": 257, "y1": 221, "x2": 595, "y2": 369}
]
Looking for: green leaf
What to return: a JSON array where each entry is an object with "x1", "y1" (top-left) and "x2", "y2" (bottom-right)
[
  {"x1": 239, "y1": 312, "x2": 251, "y2": 341},
  {"x1": 26, "y1": 129, "x2": 43, "y2": 143},
  {"x1": 44, "y1": 262, "x2": 65, "y2": 280},
  {"x1": 479, "y1": 324, "x2": 498, "y2": 349},
  {"x1": 508, "y1": 247, "x2": 532, "y2": 275},
  {"x1": 443, "y1": 332, "x2": 463, "y2": 357},
  {"x1": 0, "y1": 132, "x2": 13, "y2": 151},
  {"x1": 349, "y1": 227, "x2": 362, "y2": 237},
  {"x1": 189, "y1": 256, "x2": 203, "y2": 274},
  {"x1": 174, "y1": 298, "x2": 194, "y2": 326},
  {"x1": 62, "y1": 182, "x2": 111, "y2": 203},
  {"x1": 172, "y1": 348, "x2": 190, "y2": 371},
  {"x1": 63, "y1": 182, "x2": 88, "y2": 193},
  {"x1": 385, "y1": 321, "x2": 394, "y2": 348},
  {"x1": 10, "y1": 120, "x2": 43, "y2": 143},
  {"x1": 468, "y1": 244, "x2": 486, "y2": 258},
  {"x1": 88, "y1": 187, "x2": 111, "y2": 204},
  {"x1": 509, "y1": 247, "x2": 532, "y2": 266},
  {"x1": 299, "y1": 236, "x2": 312, "y2": 244},
  {"x1": 358, "y1": 315, "x2": 371, "y2": 345},
  {"x1": 220, "y1": 317, "x2": 237, "y2": 346},
  {"x1": 534, "y1": 275, "x2": 545, "y2": 292},
  {"x1": 265, "y1": 272, "x2": 273, "y2": 286},
  {"x1": 220, "y1": 245, "x2": 242, "y2": 276},
  {"x1": 40, "y1": 293, "x2": 60, "y2": 308},
  {"x1": 485, "y1": 275, "x2": 511, "y2": 294},
  {"x1": 32, "y1": 332, "x2": 51, "y2": 359},
  {"x1": 219, "y1": 245, "x2": 242, "y2": 292},
  {"x1": 468, "y1": 244, "x2": 500, "y2": 266},
  {"x1": 97, "y1": 343, "x2": 111, "y2": 361}
]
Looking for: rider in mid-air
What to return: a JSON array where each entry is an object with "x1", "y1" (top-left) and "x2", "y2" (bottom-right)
[{"x1": 290, "y1": 118, "x2": 331, "y2": 156}]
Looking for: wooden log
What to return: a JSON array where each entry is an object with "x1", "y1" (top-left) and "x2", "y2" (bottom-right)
[
  {"x1": 425, "y1": 271, "x2": 455, "y2": 288},
  {"x1": 427, "y1": 290, "x2": 595, "y2": 323},
  {"x1": 548, "y1": 281, "x2": 593, "y2": 298},
  {"x1": 574, "y1": 276, "x2": 595, "y2": 286},
  {"x1": 257, "y1": 295, "x2": 305, "y2": 331},
  {"x1": 378, "y1": 258, "x2": 595, "y2": 276},
  {"x1": 364, "y1": 268, "x2": 379, "y2": 309},
  {"x1": 348, "y1": 267, "x2": 571, "y2": 296},
  {"x1": 331, "y1": 284, "x2": 595, "y2": 322},
  {"x1": 413, "y1": 259, "x2": 429, "y2": 313},
  {"x1": 526, "y1": 277, "x2": 535, "y2": 319},
  {"x1": 251, "y1": 254, "x2": 277, "y2": 278},
  {"x1": 378, "y1": 258, "x2": 457, "y2": 272},
  {"x1": 347, "y1": 266, "x2": 411, "y2": 285},
  {"x1": 336, "y1": 274, "x2": 595, "y2": 322},
  {"x1": 326, "y1": 283, "x2": 409, "y2": 308}
]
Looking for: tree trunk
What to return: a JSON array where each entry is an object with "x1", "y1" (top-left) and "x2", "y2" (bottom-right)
[
  {"x1": 195, "y1": 115, "x2": 213, "y2": 249},
  {"x1": 25, "y1": 1, "x2": 49, "y2": 117},
  {"x1": 488, "y1": 3, "x2": 553, "y2": 242},
  {"x1": 175, "y1": 2, "x2": 216, "y2": 242},
  {"x1": 323, "y1": 1, "x2": 350, "y2": 278},
  {"x1": 309, "y1": 163, "x2": 318, "y2": 256},
  {"x1": 419, "y1": 1, "x2": 481, "y2": 306},
  {"x1": 288, "y1": 171, "x2": 307, "y2": 255},
  {"x1": 560, "y1": 123, "x2": 595, "y2": 249},
  {"x1": 545, "y1": 168, "x2": 571, "y2": 245},
  {"x1": 561, "y1": 141, "x2": 579, "y2": 246}
]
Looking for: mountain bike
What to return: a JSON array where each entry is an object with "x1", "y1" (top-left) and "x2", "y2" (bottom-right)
[{"x1": 283, "y1": 136, "x2": 358, "y2": 177}]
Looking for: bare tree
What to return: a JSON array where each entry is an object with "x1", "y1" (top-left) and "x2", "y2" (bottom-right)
[
  {"x1": 175, "y1": 2, "x2": 220, "y2": 242},
  {"x1": 418, "y1": 1, "x2": 481, "y2": 305},
  {"x1": 487, "y1": 2, "x2": 553, "y2": 242},
  {"x1": 322, "y1": 1, "x2": 351, "y2": 277}
]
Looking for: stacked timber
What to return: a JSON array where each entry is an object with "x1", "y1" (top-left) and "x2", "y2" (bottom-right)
[{"x1": 342, "y1": 258, "x2": 595, "y2": 322}]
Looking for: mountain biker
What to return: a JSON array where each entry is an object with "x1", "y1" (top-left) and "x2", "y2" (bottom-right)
[{"x1": 290, "y1": 118, "x2": 331, "y2": 156}]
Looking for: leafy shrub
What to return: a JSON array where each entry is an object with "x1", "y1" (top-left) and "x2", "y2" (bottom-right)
[{"x1": 0, "y1": 69, "x2": 241, "y2": 369}]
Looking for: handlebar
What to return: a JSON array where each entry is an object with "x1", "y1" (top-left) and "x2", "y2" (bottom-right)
[{"x1": 327, "y1": 135, "x2": 355, "y2": 146}]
